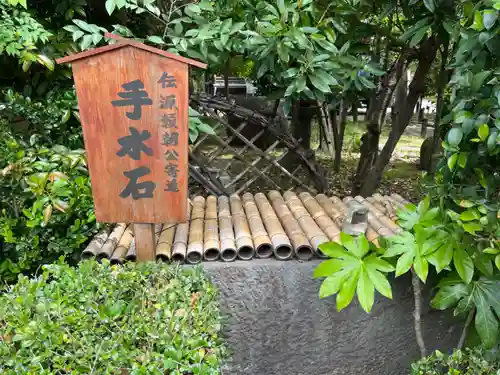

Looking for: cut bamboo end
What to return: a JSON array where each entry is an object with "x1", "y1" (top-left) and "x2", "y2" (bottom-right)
[
  {"x1": 311, "y1": 235, "x2": 329, "y2": 258},
  {"x1": 268, "y1": 190, "x2": 314, "y2": 260},
  {"x1": 235, "y1": 236, "x2": 255, "y2": 260},
  {"x1": 230, "y1": 194, "x2": 255, "y2": 259},
  {"x1": 284, "y1": 191, "x2": 329, "y2": 255},
  {"x1": 218, "y1": 196, "x2": 238, "y2": 262},
  {"x1": 242, "y1": 193, "x2": 272, "y2": 258},
  {"x1": 125, "y1": 238, "x2": 136, "y2": 261},
  {"x1": 187, "y1": 197, "x2": 205, "y2": 264},
  {"x1": 255, "y1": 192, "x2": 292, "y2": 260},
  {"x1": 172, "y1": 204, "x2": 191, "y2": 263},
  {"x1": 98, "y1": 223, "x2": 127, "y2": 259},
  {"x1": 110, "y1": 227, "x2": 133, "y2": 265},
  {"x1": 82, "y1": 229, "x2": 110, "y2": 259},
  {"x1": 204, "y1": 196, "x2": 220, "y2": 261},
  {"x1": 156, "y1": 223, "x2": 176, "y2": 262}
]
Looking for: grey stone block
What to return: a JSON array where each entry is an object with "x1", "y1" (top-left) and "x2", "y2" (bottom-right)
[{"x1": 203, "y1": 259, "x2": 460, "y2": 375}]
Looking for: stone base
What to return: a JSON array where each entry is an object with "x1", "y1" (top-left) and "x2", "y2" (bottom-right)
[{"x1": 204, "y1": 259, "x2": 460, "y2": 375}]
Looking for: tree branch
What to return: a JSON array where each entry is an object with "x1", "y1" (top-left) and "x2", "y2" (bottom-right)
[
  {"x1": 411, "y1": 269, "x2": 427, "y2": 358},
  {"x1": 457, "y1": 307, "x2": 475, "y2": 350}
]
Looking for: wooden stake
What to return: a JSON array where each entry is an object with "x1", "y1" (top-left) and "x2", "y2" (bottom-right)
[{"x1": 134, "y1": 223, "x2": 156, "y2": 262}]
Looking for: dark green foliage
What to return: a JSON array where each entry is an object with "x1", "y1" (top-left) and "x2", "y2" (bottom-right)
[
  {"x1": 0, "y1": 261, "x2": 225, "y2": 374},
  {"x1": 0, "y1": 123, "x2": 99, "y2": 282},
  {"x1": 410, "y1": 347, "x2": 500, "y2": 375}
]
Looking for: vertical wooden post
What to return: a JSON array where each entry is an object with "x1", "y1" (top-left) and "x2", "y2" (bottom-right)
[{"x1": 134, "y1": 223, "x2": 156, "y2": 262}]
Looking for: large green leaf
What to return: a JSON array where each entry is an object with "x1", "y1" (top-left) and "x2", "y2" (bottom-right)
[
  {"x1": 336, "y1": 269, "x2": 359, "y2": 311},
  {"x1": 482, "y1": 9, "x2": 498, "y2": 30},
  {"x1": 474, "y1": 290, "x2": 498, "y2": 348},
  {"x1": 309, "y1": 73, "x2": 331, "y2": 93},
  {"x1": 431, "y1": 283, "x2": 471, "y2": 310},
  {"x1": 423, "y1": 0, "x2": 436, "y2": 12},
  {"x1": 313, "y1": 259, "x2": 342, "y2": 278},
  {"x1": 447, "y1": 127, "x2": 463, "y2": 146},
  {"x1": 454, "y1": 247, "x2": 474, "y2": 284},
  {"x1": 356, "y1": 268, "x2": 374, "y2": 313}
]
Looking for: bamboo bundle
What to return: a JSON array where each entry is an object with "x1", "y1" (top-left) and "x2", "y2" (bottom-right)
[
  {"x1": 299, "y1": 192, "x2": 341, "y2": 243},
  {"x1": 354, "y1": 196, "x2": 401, "y2": 234},
  {"x1": 82, "y1": 228, "x2": 110, "y2": 259},
  {"x1": 315, "y1": 194, "x2": 344, "y2": 227},
  {"x1": 218, "y1": 196, "x2": 237, "y2": 262},
  {"x1": 172, "y1": 203, "x2": 191, "y2": 263},
  {"x1": 384, "y1": 195, "x2": 406, "y2": 210},
  {"x1": 156, "y1": 224, "x2": 176, "y2": 262},
  {"x1": 391, "y1": 193, "x2": 411, "y2": 206},
  {"x1": 204, "y1": 195, "x2": 220, "y2": 261},
  {"x1": 366, "y1": 197, "x2": 387, "y2": 215},
  {"x1": 254, "y1": 192, "x2": 293, "y2": 260},
  {"x1": 230, "y1": 194, "x2": 255, "y2": 260},
  {"x1": 125, "y1": 238, "x2": 136, "y2": 261},
  {"x1": 98, "y1": 223, "x2": 127, "y2": 259},
  {"x1": 110, "y1": 226, "x2": 133, "y2": 265},
  {"x1": 187, "y1": 196, "x2": 205, "y2": 264},
  {"x1": 283, "y1": 191, "x2": 329, "y2": 257},
  {"x1": 268, "y1": 190, "x2": 313, "y2": 260},
  {"x1": 242, "y1": 193, "x2": 273, "y2": 258}
]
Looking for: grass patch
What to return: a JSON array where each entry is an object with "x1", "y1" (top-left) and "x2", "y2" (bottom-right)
[{"x1": 0, "y1": 261, "x2": 225, "y2": 375}]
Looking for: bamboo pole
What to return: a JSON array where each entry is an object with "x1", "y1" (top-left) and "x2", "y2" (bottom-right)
[
  {"x1": 172, "y1": 203, "x2": 191, "y2": 263},
  {"x1": 254, "y1": 192, "x2": 293, "y2": 260},
  {"x1": 156, "y1": 224, "x2": 176, "y2": 262},
  {"x1": 110, "y1": 226, "x2": 133, "y2": 265},
  {"x1": 125, "y1": 238, "x2": 136, "y2": 261},
  {"x1": 230, "y1": 194, "x2": 255, "y2": 260},
  {"x1": 98, "y1": 223, "x2": 127, "y2": 259},
  {"x1": 315, "y1": 194, "x2": 344, "y2": 227},
  {"x1": 218, "y1": 196, "x2": 237, "y2": 262},
  {"x1": 353, "y1": 196, "x2": 401, "y2": 234},
  {"x1": 187, "y1": 196, "x2": 205, "y2": 264},
  {"x1": 82, "y1": 228, "x2": 110, "y2": 259},
  {"x1": 268, "y1": 190, "x2": 313, "y2": 260},
  {"x1": 366, "y1": 197, "x2": 387, "y2": 215},
  {"x1": 391, "y1": 193, "x2": 411, "y2": 206},
  {"x1": 242, "y1": 193, "x2": 273, "y2": 258},
  {"x1": 385, "y1": 195, "x2": 406, "y2": 210},
  {"x1": 204, "y1": 195, "x2": 220, "y2": 261},
  {"x1": 299, "y1": 192, "x2": 341, "y2": 243},
  {"x1": 284, "y1": 191, "x2": 329, "y2": 257}
]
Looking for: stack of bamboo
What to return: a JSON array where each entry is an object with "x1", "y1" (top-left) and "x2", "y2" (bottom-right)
[{"x1": 82, "y1": 192, "x2": 407, "y2": 264}]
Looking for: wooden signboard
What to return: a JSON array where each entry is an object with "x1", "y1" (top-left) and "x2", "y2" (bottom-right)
[{"x1": 57, "y1": 34, "x2": 206, "y2": 261}]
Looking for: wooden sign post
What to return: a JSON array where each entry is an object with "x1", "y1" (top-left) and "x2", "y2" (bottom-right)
[{"x1": 57, "y1": 34, "x2": 206, "y2": 262}]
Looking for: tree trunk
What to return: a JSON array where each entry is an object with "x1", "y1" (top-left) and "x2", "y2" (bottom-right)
[
  {"x1": 282, "y1": 100, "x2": 317, "y2": 169},
  {"x1": 352, "y1": 99, "x2": 358, "y2": 123},
  {"x1": 393, "y1": 67, "x2": 408, "y2": 127},
  {"x1": 359, "y1": 36, "x2": 441, "y2": 197},
  {"x1": 352, "y1": 56, "x2": 405, "y2": 196},
  {"x1": 429, "y1": 39, "x2": 450, "y2": 173},
  {"x1": 333, "y1": 101, "x2": 348, "y2": 172}
]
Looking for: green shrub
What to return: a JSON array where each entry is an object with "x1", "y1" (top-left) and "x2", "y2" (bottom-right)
[
  {"x1": 0, "y1": 124, "x2": 99, "y2": 282},
  {"x1": 0, "y1": 261, "x2": 225, "y2": 375},
  {"x1": 410, "y1": 348, "x2": 500, "y2": 375}
]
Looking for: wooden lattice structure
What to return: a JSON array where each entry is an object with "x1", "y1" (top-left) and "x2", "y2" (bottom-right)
[{"x1": 187, "y1": 95, "x2": 328, "y2": 196}]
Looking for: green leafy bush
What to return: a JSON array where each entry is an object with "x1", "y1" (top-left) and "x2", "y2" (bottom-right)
[
  {"x1": 0, "y1": 124, "x2": 98, "y2": 282},
  {"x1": 410, "y1": 348, "x2": 500, "y2": 375},
  {"x1": 0, "y1": 261, "x2": 225, "y2": 374},
  {"x1": 2, "y1": 88, "x2": 82, "y2": 148}
]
